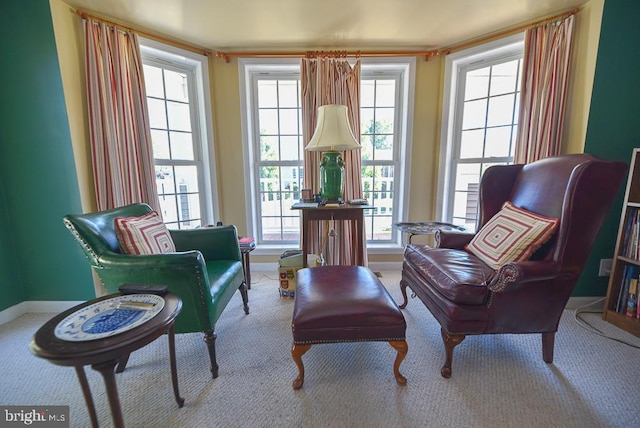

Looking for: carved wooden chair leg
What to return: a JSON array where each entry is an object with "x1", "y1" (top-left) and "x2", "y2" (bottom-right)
[
  {"x1": 399, "y1": 279, "x2": 409, "y2": 309},
  {"x1": 542, "y1": 332, "x2": 555, "y2": 363},
  {"x1": 291, "y1": 344, "x2": 311, "y2": 390},
  {"x1": 239, "y1": 280, "x2": 250, "y2": 315},
  {"x1": 115, "y1": 353, "x2": 130, "y2": 374},
  {"x1": 441, "y1": 329, "x2": 465, "y2": 378},
  {"x1": 388, "y1": 340, "x2": 408, "y2": 386},
  {"x1": 204, "y1": 330, "x2": 219, "y2": 378}
]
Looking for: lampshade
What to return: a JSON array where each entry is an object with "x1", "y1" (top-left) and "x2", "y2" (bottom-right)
[{"x1": 305, "y1": 105, "x2": 361, "y2": 152}]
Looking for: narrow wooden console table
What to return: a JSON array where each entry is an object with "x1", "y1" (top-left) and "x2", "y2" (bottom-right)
[{"x1": 291, "y1": 203, "x2": 372, "y2": 267}]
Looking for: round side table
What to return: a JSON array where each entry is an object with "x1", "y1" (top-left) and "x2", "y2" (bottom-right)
[
  {"x1": 30, "y1": 293, "x2": 183, "y2": 428},
  {"x1": 393, "y1": 221, "x2": 467, "y2": 245}
]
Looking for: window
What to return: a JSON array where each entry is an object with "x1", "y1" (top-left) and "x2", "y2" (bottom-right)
[
  {"x1": 438, "y1": 34, "x2": 524, "y2": 231},
  {"x1": 361, "y1": 75, "x2": 400, "y2": 242},
  {"x1": 140, "y1": 39, "x2": 219, "y2": 229},
  {"x1": 240, "y1": 59, "x2": 414, "y2": 249},
  {"x1": 251, "y1": 71, "x2": 304, "y2": 244}
]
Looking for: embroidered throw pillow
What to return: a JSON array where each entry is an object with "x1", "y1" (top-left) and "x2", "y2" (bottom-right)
[
  {"x1": 115, "y1": 211, "x2": 176, "y2": 255},
  {"x1": 466, "y1": 201, "x2": 559, "y2": 270}
]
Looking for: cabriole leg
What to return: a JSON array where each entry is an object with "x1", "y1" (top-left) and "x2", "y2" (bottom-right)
[
  {"x1": 291, "y1": 344, "x2": 311, "y2": 390},
  {"x1": 440, "y1": 329, "x2": 465, "y2": 378},
  {"x1": 399, "y1": 279, "x2": 409, "y2": 309},
  {"x1": 388, "y1": 340, "x2": 408, "y2": 386}
]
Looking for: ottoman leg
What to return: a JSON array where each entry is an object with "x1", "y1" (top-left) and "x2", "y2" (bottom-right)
[
  {"x1": 291, "y1": 344, "x2": 311, "y2": 390},
  {"x1": 389, "y1": 340, "x2": 408, "y2": 386}
]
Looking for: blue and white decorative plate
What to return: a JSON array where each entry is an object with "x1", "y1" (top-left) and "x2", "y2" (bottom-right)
[{"x1": 54, "y1": 294, "x2": 165, "y2": 342}]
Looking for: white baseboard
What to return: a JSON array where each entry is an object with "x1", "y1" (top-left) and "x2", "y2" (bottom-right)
[
  {"x1": 0, "y1": 302, "x2": 28, "y2": 326},
  {"x1": 250, "y1": 261, "x2": 403, "y2": 272},
  {"x1": 565, "y1": 296, "x2": 605, "y2": 311},
  {"x1": 0, "y1": 301, "x2": 84, "y2": 326}
]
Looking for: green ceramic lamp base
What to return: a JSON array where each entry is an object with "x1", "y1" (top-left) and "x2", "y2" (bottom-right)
[{"x1": 319, "y1": 151, "x2": 345, "y2": 202}]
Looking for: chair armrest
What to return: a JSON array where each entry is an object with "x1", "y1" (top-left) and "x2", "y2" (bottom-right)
[
  {"x1": 97, "y1": 251, "x2": 211, "y2": 293},
  {"x1": 98, "y1": 250, "x2": 206, "y2": 270},
  {"x1": 488, "y1": 260, "x2": 564, "y2": 293},
  {"x1": 436, "y1": 230, "x2": 475, "y2": 249},
  {"x1": 96, "y1": 251, "x2": 216, "y2": 330},
  {"x1": 170, "y1": 225, "x2": 242, "y2": 262}
]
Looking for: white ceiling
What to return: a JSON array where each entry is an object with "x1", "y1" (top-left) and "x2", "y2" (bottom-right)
[{"x1": 61, "y1": 0, "x2": 588, "y2": 51}]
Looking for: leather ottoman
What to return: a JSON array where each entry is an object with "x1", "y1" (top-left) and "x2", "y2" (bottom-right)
[{"x1": 291, "y1": 265, "x2": 408, "y2": 389}]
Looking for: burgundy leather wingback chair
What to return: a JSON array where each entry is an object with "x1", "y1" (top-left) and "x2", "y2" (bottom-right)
[{"x1": 400, "y1": 154, "x2": 626, "y2": 378}]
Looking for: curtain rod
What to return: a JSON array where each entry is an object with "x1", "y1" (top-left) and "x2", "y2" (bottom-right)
[
  {"x1": 215, "y1": 49, "x2": 439, "y2": 63},
  {"x1": 74, "y1": 9, "x2": 213, "y2": 57},
  {"x1": 440, "y1": 7, "x2": 580, "y2": 55}
]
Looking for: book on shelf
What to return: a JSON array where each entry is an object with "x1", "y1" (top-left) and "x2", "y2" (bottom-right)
[
  {"x1": 623, "y1": 208, "x2": 633, "y2": 253},
  {"x1": 616, "y1": 266, "x2": 629, "y2": 312},
  {"x1": 616, "y1": 265, "x2": 639, "y2": 313},
  {"x1": 622, "y1": 208, "x2": 640, "y2": 259},
  {"x1": 633, "y1": 209, "x2": 637, "y2": 256},
  {"x1": 623, "y1": 208, "x2": 632, "y2": 258},
  {"x1": 626, "y1": 278, "x2": 638, "y2": 317}
]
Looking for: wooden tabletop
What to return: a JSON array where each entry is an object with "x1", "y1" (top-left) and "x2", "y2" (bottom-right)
[{"x1": 30, "y1": 293, "x2": 182, "y2": 367}]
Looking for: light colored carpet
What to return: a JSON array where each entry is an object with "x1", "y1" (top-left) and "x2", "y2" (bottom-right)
[{"x1": 2, "y1": 271, "x2": 640, "y2": 428}]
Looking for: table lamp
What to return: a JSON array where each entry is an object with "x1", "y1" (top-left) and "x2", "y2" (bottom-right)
[{"x1": 305, "y1": 104, "x2": 361, "y2": 205}]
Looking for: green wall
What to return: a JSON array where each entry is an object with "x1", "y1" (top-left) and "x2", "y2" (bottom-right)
[
  {"x1": 576, "y1": 0, "x2": 640, "y2": 296},
  {"x1": 0, "y1": 0, "x2": 94, "y2": 310},
  {"x1": 0, "y1": 170, "x2": 23, "y2": 307}
]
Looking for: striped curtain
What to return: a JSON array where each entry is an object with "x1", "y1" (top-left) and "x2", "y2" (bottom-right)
[
  {"x1": 514, "y1": 15, "x2": 575, "y2": 164},
  {"x1": 83, "y1": 19, "x2": 160, "y2": 212},
  {"x1": 301, "y1": 57, "x2": 367, "y2": 266}
]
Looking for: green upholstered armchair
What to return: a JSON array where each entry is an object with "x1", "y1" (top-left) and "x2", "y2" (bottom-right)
[{"x1": 63, "y1": 203, "x2": 249, "y2": 378}]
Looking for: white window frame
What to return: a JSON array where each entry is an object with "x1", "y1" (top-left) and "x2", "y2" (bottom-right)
[
  {"x1": 361, "y1": 59, "x2": 415, "y2": 252},
  {"x1": 239, "y1": 58, "x2": 415, "y2": 255},
  {"x1": 139, "y1": 38, "x2": 220, "y2": 226},
  {"x1": 239, "y1": 59, "x2": 301, "y2": 252},
  {"x1": 437, "y1": 33, "x2": 524, "y2": 228}
]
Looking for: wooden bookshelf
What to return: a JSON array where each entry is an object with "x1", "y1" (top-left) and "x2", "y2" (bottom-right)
[{"x1": 603, "y1": 148, "x2": 640, "y2": 337}]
